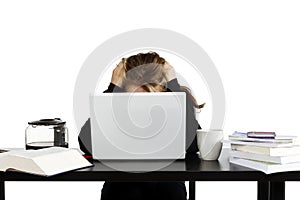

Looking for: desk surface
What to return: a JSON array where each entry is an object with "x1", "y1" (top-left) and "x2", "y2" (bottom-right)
[
  {"x1": 1, "y1": 148, "x2": 295, "y2": 200},
  {"x1": 1, "y1": 148, "x2": 272, "y2": 182}
]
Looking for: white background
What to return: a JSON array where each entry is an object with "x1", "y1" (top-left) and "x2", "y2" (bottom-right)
[{"x1": 1, "y1": 0, "x2": 300, "y2": 199}]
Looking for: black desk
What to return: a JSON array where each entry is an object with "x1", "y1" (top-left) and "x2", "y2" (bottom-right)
[{"x1": 0, "y1": 149, "x2": 288, "y2": 200}]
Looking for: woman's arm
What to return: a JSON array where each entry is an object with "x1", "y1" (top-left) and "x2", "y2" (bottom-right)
[
  {"x1": 164, "y1": 63, "x2": 200, "y2": 154},
  {"x1": 78, "y1": 82, "x2": 124, "y2": 156},
  {"x1": 104, "y1": 82, "x2": 124, "y2": 93},
  {"x1": 79, "y1": 61, "x2": 126, "y2": 155},
  {"x1": 166, "y1": 78, "x2": 200, "y2": 154}
]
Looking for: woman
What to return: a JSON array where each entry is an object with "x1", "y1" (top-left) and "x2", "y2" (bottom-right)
[{"x1": 79, "y1": 52, "x2": 203, "y2": 200}]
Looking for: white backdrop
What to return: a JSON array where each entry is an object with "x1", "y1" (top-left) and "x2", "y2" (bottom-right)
[{"x1": 1, "y1": 0, "x2": 300, "y2": 200}]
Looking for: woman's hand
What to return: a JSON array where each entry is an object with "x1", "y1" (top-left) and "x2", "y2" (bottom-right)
[
  {"x1": 111, "y1": 59, "x2": 126, "y2": 87},
  {"x1": 164, "y1": 61, "x2": 177, "y2": 82}
]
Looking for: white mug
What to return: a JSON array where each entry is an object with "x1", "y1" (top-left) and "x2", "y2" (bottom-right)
[{"x1": 196, "y1": 129, "x2": 223, "y2": 160}]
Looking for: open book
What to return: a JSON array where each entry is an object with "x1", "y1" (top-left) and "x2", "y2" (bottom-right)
[{"x1": 0, "y1": 147, "x2": 92, "y2": 176}]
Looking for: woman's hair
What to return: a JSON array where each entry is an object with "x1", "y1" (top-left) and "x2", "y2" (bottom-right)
[
  {"x1": 122, "y1": 52, "x2": 204, "y2": 108},
  {"x1": 123, "y1": 52, "x2": 167, "y2": 92}
]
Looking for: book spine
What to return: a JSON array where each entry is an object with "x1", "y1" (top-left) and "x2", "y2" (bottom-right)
[
  {"x1": 230, "y1": 150, "x2": 281, "y2": 163},
  {"x1": 247, "y1": 132, "x2": 276, "y2": 139},
  {"x1": 229, "y1": 157, "x2": 269, "y2": 174},
  {"x1": 231, "y1": 144, "x2": 300, "y2": 156},
  {"x1": 231, "y1": 144, "x2": 270, "y2": 155}
]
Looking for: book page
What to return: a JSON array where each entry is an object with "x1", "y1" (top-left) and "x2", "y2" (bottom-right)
[
  {"x1": 9, "y1": 147, "x2": 73, "y2": 158},
  {"x1": 34, "y1": 150, "x2": 92, "y2": 176}
]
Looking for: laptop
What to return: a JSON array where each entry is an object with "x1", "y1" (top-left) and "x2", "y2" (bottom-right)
[{"x1": 89, "y1": 92, "x2": 186, "y2": 160}]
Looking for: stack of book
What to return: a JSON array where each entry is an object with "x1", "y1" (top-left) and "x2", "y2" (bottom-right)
[{"x1": 227, "y1": 131, "x2": 300, "y2": 174}]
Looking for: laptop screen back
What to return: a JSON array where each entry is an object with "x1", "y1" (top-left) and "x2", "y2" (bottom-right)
[{"x1": 89, "y1": 92, "x2": 186, "y2": 160}]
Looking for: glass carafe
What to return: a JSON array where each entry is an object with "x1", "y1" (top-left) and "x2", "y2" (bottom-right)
[{"x1": 25, "y1": 118, "x2": 68, "y2": 150}]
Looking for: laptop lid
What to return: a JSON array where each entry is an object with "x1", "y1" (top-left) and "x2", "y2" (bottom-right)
[{"x1": 89, "y1": 92, "x2": 186, "y2": 160}]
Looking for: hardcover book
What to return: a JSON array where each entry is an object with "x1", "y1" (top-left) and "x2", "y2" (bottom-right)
[
  {"x1": 0, "y1": 147, "x2": 92, "y2": 176},
  {"x1": 230, "y1": 156, "x2": 300, "y2": 174},
  {"x1": 231, "y1": 144, "x2": 300, "y2": 156},
  {"x1": 230, "y1": 150, "x2": 300, "y2": 164}
]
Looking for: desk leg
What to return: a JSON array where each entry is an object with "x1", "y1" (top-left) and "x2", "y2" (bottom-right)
[
  {"x1": 0, "y1": 181, "x2": 4, "y2": 200},
  {"x1": 189, "y1": 181, "x2": 195, "y2": 200},
  {"x1": 270, "y1": 181, "x2": 285, "y2": 200},
  {"x1": 257, "y1": 181, "x2": 269, "y2": 200}
]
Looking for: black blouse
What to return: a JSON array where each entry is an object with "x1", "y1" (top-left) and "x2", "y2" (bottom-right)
[{"x1": 78, "y1": 78, "x2": 200, "y2": 156}]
